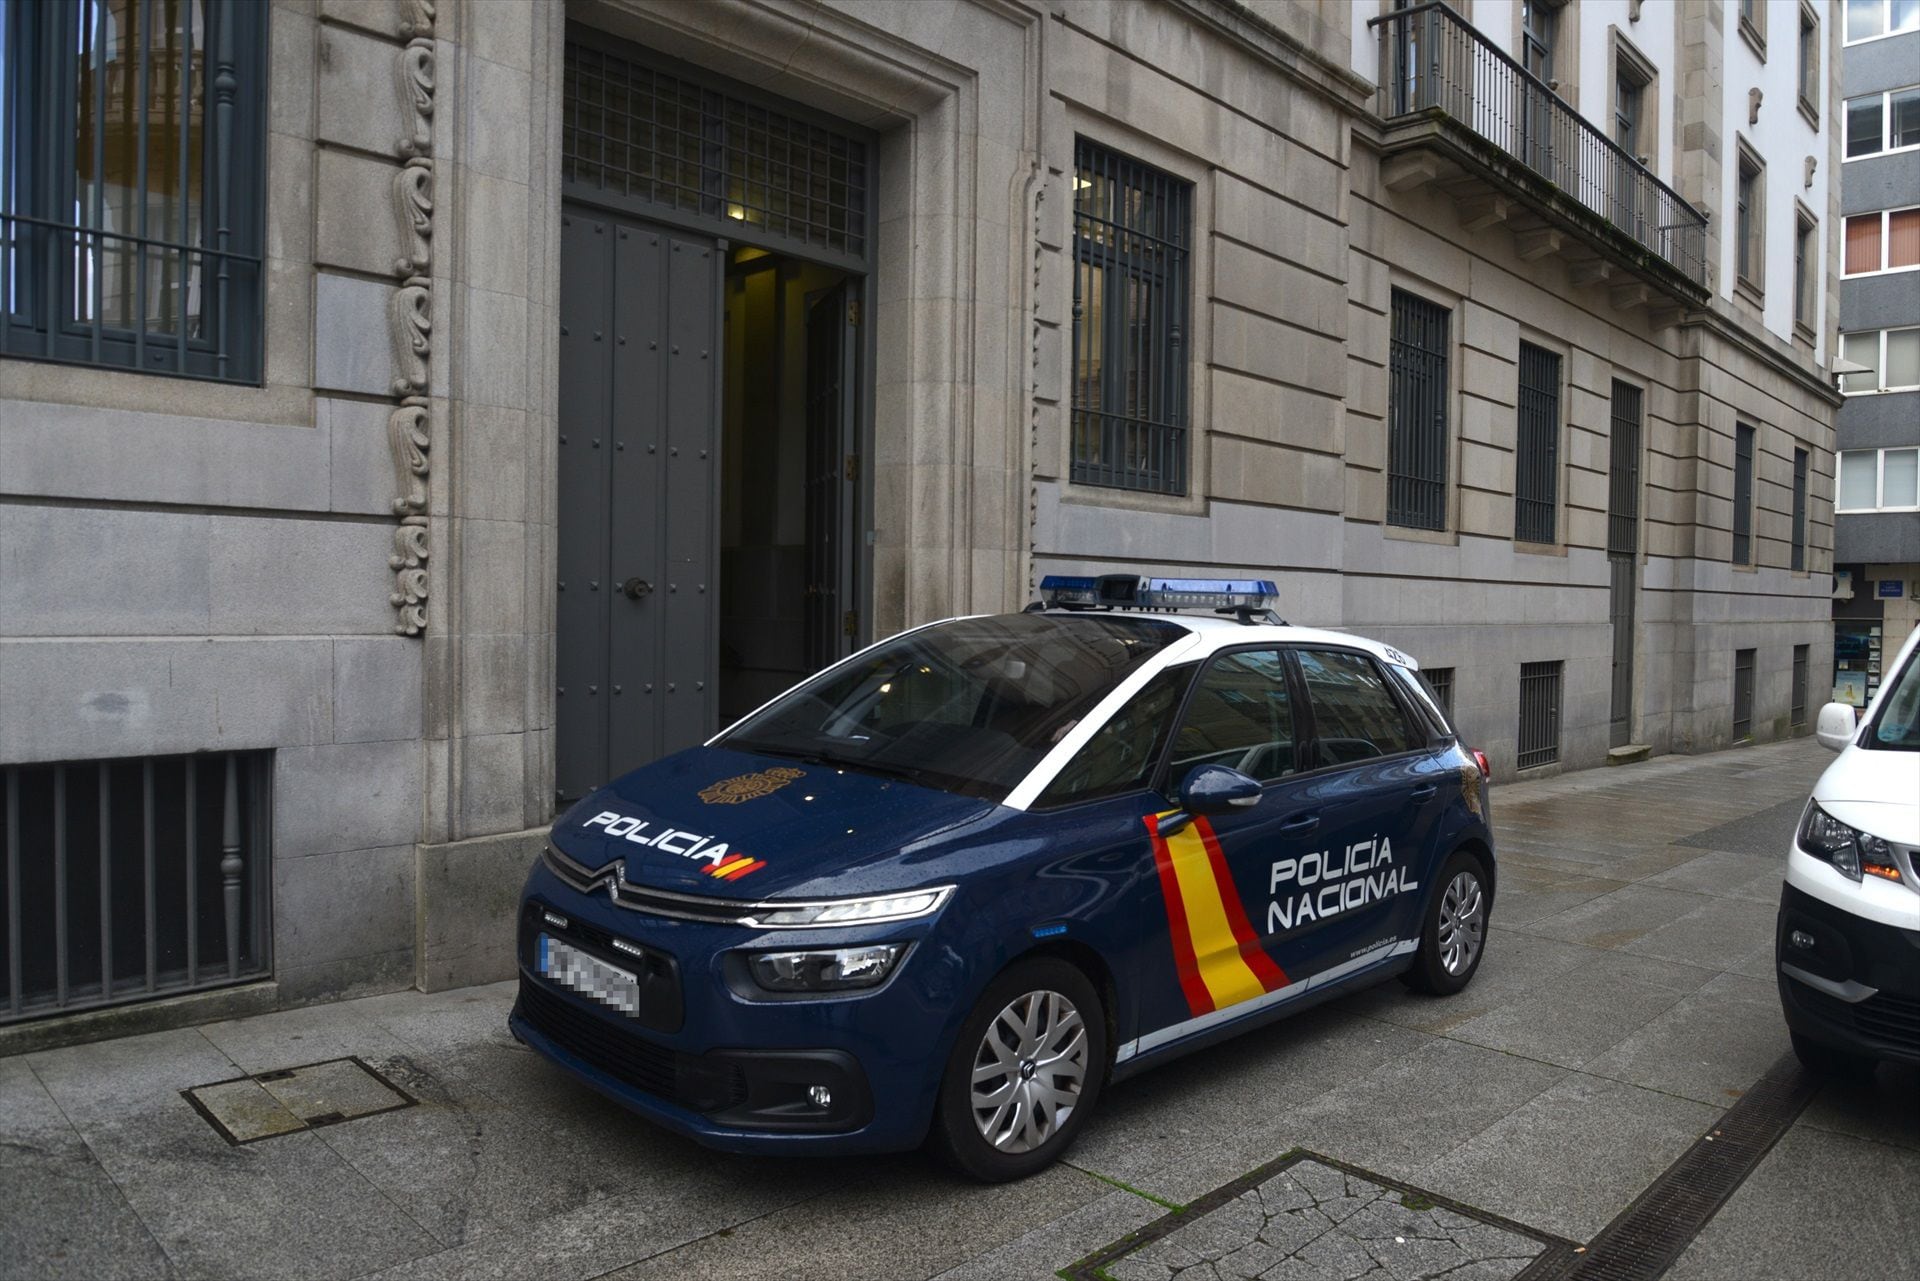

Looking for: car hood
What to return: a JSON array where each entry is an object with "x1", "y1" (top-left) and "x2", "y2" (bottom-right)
[
  {"x1": 549, "y1": 746, "x2": 1004, "y2": 898},
  {"x1": 1815, "y1": 747, "x2": 1920, "y2": 846}
]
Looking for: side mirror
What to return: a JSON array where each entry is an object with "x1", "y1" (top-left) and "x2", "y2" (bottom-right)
[
  {"x1": 1179, "y1": 764, "x2": 1263, "y2": 816},
  {"x1": 1815, "y1": 702, "x2": 1858, "y2": 753}
]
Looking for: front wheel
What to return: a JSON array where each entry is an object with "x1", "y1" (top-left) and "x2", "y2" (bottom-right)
[
  {"x1": 928, "y1": 957, "x2": 1106, "y2": 1182},
  {"x1": 1403, "y1": 849, "x2": 1490, "y2": 995}
]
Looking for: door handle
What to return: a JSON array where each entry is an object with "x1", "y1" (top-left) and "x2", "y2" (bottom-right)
[
  {"x1": 1409, "y1": 784, "x2": 1438, "y2": 800},
  {"x1": 1277, "y1": 813, "x2": 1320, "y2": 834},
  {"x1": 621, "y1": 577, "x2": 653, "y2": 601}
]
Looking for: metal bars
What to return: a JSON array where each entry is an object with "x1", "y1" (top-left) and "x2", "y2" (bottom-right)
[
  {"x1": 1791, "y1": 448, "x2": 1808, "y2": 572},
  {"x1": 1069, "y1": 138, "x2": 1192, "y2": 495},
  {"x1": 1515, "y1": 342, "x2": 1561, "y2": 543},
  {"x1": 0, "y1": 751, "x2": 271, "y2": 1026},
  {"x1": 562, "y1": 36, "x2": 869, "y2": 261},
  {"x1": 0, "y1": 0, "x2": 265, "y2": 383},
  {"x1": 1607, "y1": 381, "x2": 1643, "y2": 556},
  {"x1": 1518, "y1": 661, "x2": 1562, "y2": 770},
  {"x1": 1370, "y1": 3, "x2": 1708, "y2": 289},
  {"x1": 1733, "y1": 424, "x2": 1756, "y2": 565},
  {"x1": 1388, "y1": 290, "x2": 1450, "y2": 530},
  {"x1": 1733, "y1": 649, "x2": 1756, "y2": 741},
  {"x1": 1791, "y1": 645, "x2": 1809, "y2": 730}
]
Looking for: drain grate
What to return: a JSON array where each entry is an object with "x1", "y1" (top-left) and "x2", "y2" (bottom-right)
[
  {"x1": 1518, "y1": 1051, "x2": 1820, "y2": 1281},
  {"x1": 1062, "y1": 1150, "x2": 1579, "y2": 1281},
  {"x1": 183, "y1": 1056, "x2": 416, "y2": 1144}
]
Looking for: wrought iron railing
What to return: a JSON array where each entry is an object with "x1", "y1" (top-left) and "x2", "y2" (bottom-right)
[
  {"x1": 1371, "y1": 3, "x2": 1708, "y2": 291},
  {"x1": 2, "y1": 751, "x2": 272, "y2": 1025}
]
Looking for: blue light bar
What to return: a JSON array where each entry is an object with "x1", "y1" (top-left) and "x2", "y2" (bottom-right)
[
  {"x1": 1140, "y1": 578, "x2": 1278, "y2": 612},
  {"x1": 1037, "y1": 575, "x2": 1102, "y2": 607}
]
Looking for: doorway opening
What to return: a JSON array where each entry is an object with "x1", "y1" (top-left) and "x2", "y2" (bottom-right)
[{"x1": 718, "y1": 246, "x2": 860, "y2": 727}]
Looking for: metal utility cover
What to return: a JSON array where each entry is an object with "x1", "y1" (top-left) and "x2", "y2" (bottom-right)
[{"x1": 183, "y1": 1057, "x2": 415, "y2": 1145}]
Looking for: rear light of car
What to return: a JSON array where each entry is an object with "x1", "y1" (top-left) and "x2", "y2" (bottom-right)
[{"x1": 1472, "y1": 749, "x2": 1491, "y2": 778}]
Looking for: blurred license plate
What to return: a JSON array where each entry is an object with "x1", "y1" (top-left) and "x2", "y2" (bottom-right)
[{"x1": 538, "y1": 934, "x2": 641, "y2": 1017}]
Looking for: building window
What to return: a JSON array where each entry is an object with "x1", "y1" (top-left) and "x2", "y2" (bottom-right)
[
  {"x1": 1735, "y1": 147, "x2": 1764, "y2": 292},
  {"x1": 1517, "y1": 661, "x2": 1562, "y2": 769},
  {"x1": 1070, "y1": 139, "x2": 1193, "y2": 496},
  {"x1": 1515, "y1": 342, "x2": 1561, "y2": 544},
  {"x1": 1837, "y1": 447, "x2": 1920, "y2": 511},
  {"x1": 1839, "y1": 327, "x2": 1920, "y2": 393},
  {"x1": 1424, "y1": 666, "x2": 1455, "y2": 720},
  {"x1": 1792, "y1": 644, "x2": 1809, "y2": 729},
  {"x1": 1733, "y1": 423, "x2": 1756, "y2": 565},
  {"x1": 1793, "y1": 211, "x2": 1818, "y2": 334},
  {"x1": 1733, "y1": 648, "x2": 1756, "y2": 741},
  {"x1": 1845, "y1": 0, "x2": 1920, "y2": 45},
  {"x1": 1842, "y1": 207, "x2": 1920, "y2": 276},
  {"x1": 1792, "y1": 447, "x2": 1808, "y2": 572},
  {"x1": 1388, "y1": 289, "x2": 1451, "y2": 530},
  {"x1": 1798, "y1": 5, "x2": 1821, "y2": 122},
  {"x1": 1738, "y1": 0, "x2": 1767, "y2": 57},
  {"x1": 1844, "y1": 86, "x2": 1920, "y2": 159},
  {"x1": 0, "y1": 0, "x2": 268, "y2": 384}
]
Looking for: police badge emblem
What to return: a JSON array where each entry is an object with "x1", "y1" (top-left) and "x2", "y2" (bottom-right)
[{"x1": 698, "y1": 766, "x2": 806, "y2": 805}]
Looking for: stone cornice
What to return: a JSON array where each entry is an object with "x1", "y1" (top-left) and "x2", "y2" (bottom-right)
[{"x1": 1166, "y1": 0, "x2": 1376, "y2": 112}]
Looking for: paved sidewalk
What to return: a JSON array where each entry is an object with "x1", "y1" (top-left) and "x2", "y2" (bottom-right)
[{"x1": 4, "y1": 738, "x2": 1914, "y2": 1281}]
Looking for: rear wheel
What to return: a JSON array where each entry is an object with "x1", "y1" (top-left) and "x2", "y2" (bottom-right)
[
  {"x1": 929, "y1": 957, "x2": 1106, "y2": 1182},
  {"x1": 1403, "y1": 849, "x2": 1489, "y2": 995}
]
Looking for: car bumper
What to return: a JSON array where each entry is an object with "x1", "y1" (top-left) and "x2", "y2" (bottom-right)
[{"x1": 1776, "y1": 880, "x2": 1920, "y2": 1067}]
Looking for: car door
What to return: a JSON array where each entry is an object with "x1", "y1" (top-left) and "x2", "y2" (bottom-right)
[
  {"x1": 1285, "y1": 647, "x2": 1456, "y2": 976},
  {"x1": 1142, "y1": 647, "x2": 1323, "y2": 1033}
]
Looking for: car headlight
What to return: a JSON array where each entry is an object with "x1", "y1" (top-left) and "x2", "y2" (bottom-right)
[
  {"x1": 1799, "y1": 804, "x2": 1901, "y2": 883},
  {"x1": 749, "y1": 943, "x2": 908, "y2": 992},
  {"x1": 746, "y1": 886, "x2": 954, "y2": 928}
]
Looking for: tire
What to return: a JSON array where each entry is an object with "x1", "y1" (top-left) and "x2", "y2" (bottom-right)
[
  {"x1": 928, "y1": 957, "x2": 1107, "y2": 1182},
  {"x1": 1790, "y1": 1030, "x2": 1877, "y2": 1082},
  {"x1": 1402, "y1": 849, "x2": 1490, "y2": 996}
]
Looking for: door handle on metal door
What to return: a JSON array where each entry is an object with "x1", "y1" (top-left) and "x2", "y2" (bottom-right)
[
  {"x1": 621, "y1": 577, "x2": 652, "y2": 600},
  {"x1": 1278, "y1": 813, "x2": 1320, "y2": 834},
  {"x1": 1409, "y1": 784, "x2": 1438, "y2": 800}
]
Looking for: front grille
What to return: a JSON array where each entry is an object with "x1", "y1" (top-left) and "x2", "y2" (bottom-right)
[
  {"x1": 1790, "y1": 981, "x2": 1920, "y2": 1053},
  {"x1": 516, "y1": 978, "x2": 746, "y2": 1112}
]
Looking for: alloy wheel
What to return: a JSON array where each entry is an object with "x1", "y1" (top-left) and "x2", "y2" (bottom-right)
[
  {"x1": 969, "y1": 989, "x2": 1087, "y2": 1153},
  {"x1": 1437, "y1": 870, "x2": 1485, "y2": 976}
]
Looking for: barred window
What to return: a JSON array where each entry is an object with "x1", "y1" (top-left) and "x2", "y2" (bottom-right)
[
  {"x1": 1388, "y1": 289, "x2": 1451, "y2": 530},
  {"x1": 1791, "y1": 447, "x2": 1808, "y2": 571},
  {"x1": 1733, "y1": 648, "x2": 1756, "y2": 741},
  {"x1": 1070, "y1": 139, "x2": 1192, "y2": 496},
  {"x1": 1733, "y1": 423, "x2": 1756, "y2": 565},
  {"x1": 1, "y1": 0, "x2": 268, "y2": 383},
  {"x1": 1515, "y1": 342, "x2": 1561, "y2": 544},
  {"x1": 1517, "y1": 661, "x2": 1561, "y2": 769}
]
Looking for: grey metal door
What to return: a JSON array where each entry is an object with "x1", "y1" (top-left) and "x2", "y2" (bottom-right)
[
  {"x1": 557, "y1": 210, "x2": 720, "y2": 802},
  {"x1": 1607, "y1": 380, "x2": 1643, "y2": 749},
  {"x1": 803, "y1": 284, "x2": 858, "y2": 672}
]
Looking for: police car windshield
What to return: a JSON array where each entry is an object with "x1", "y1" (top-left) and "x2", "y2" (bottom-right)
[{"x1": 719, "y1": 614, "x2": 1186, "y2": 801}]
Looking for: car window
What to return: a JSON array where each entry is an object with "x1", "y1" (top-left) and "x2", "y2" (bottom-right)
[
  {"x1": 1165, "y1": 649, "x2": 1298, "y2": 793},
  {"x1": 1297, "y1": 649, "x2": 1419, "y2": 766},
  {"x1": 1865, "y1": 642, "x2": 1920, "y2": 751},
  {"x1": 1037, "y1": 664, "x2": 1194, "y2": 808}
]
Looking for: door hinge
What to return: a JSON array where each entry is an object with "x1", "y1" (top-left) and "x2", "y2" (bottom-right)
[
  {"x1": 843, "y1": 610, "x2": 859, "y2": 638},
  {"x1": 844, "y1": 453, "x2": 859, "y2": 482},
  {"x1": 847, "y1": 299, "x2": 860, "y2": 326}
]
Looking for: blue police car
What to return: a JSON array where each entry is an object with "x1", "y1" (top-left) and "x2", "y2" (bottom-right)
[{"x1": 512, "y1": 576, "x2": 1495, "y2": 1180}]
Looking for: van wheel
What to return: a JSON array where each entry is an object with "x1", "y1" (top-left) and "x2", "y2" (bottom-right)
[
  {"x1": 1403, "y1": 849, "x2": 1489, "y2": 996},
  {"x1": 928, "y1": 957, "x2": 1106, "y2": 1182}
]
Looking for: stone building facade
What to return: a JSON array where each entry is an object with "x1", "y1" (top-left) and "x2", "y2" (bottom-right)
[{"x1": 0, "y1": 0, "x2": 1841, "y2": 1039}]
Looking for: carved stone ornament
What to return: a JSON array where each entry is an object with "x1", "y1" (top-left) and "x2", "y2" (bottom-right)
[
  {"x1": 1749, "y1": 87, "x2": 1763, "y2": 125},
  {"x1": 1805, "y1": 155, "x2": 1817, "y2": 189},
  {"x1": 386, "y1": 5, "x2": 435, "y2": 636},
  {"x1": 1628, "y1": 0, "x2": 1642, "y2": 20}
]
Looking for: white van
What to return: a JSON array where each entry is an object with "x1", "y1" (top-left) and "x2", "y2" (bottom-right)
[{"x1": 1776, "y1": 623, "x2": 1920, "y2": 1074}]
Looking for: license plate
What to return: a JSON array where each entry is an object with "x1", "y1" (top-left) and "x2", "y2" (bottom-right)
[{"x1": 538, "y1": 934, "x2": 642, "y2": 1017}]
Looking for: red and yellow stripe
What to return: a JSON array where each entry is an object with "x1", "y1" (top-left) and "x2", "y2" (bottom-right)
[
  {"x1": 705, "y1": 854, "x2": 766, "y2": 880},
  {"x1": 1145, "y1": 812, "x2": 1287, "y2": 1017}
]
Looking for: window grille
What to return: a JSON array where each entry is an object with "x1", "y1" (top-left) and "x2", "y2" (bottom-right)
[
  {"x1": 1733, "y1": 423, "x2": 1756, "y2": 565},
  {"x1": 1388, "y1": 290, "x2": 1450, "y2": 530},
  {"x1": 1515, "y1": 343, "x2": 1561, "y2": 543},
  {"x1": 1070, "y1": 139, "x2": 1192, "y2": 495},
  {"x1": 562, "y1": 36, "x2": 869, "y2": 261},
  {"x1": 1425, "y1": 666, "x2": 1456, "y2": 720},
  {"x1": 1791, "y1": 447, "x2": 1808, "y2": 571},
  {"x1": 1733, "y1": 648, "x2": 1756, "y2": 740},
  {"x1": 2, "y1": 751, "x2": 272, "y2": 1026},
  {"x1": 0, "y1": 0, "x2": 268, "y2": 383},
  {"x1": 1791, "y1": 644, "x2": 1809, "y2": 729},
  {"x1": 1517, "y1": 661, "x2": 1561, "y2": 769},
  {"x1": 1608, "y1": 381, "x2": 1642, "y2": 556}
]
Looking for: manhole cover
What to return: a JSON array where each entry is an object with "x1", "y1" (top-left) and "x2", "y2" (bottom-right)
[
  {"x1": 183, "y1": 1056, "x2": 415, "y2": 1144},
  {"x1": 1064, "y1": 1151, "x2": 1577, "y2": 1281}
]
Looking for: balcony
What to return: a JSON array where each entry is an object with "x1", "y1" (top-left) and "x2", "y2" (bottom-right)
[{"x1": 1369, "y1": 3, "x2": 1709, "y2": 307}]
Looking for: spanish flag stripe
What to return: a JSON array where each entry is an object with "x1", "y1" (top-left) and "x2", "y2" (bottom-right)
[
  {"x1": 1144, "y1": 815, "x2": 1214, "y2": 1018},
  {"x1": 707, "y1": 856, "x2": 748, "y2": 877},
  {"x1": 1159, "y1": 819, "x2": 1268, "y2": 1011},
  {"x1": 1195, "y1": 818, "x2": 1288, "y2": 990},
  {"x1": 719, "y1": 858, "x2": 765, "y2": 881}
]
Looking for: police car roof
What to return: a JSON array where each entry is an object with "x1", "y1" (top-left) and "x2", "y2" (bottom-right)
[{"x1": 1028, "y1": 609, "x2": 1418, "y2": 671}]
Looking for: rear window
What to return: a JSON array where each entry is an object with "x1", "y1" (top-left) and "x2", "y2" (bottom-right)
[{"x1": 1297, "y1": 649, "x2": 1422, "y2": 765}]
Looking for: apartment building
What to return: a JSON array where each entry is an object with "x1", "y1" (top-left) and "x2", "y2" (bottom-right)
[
  {"x1": 1832, "y1": 0, "x2": 1920, "y2": 708},
  {"x1": 0, "y1": 0, "x2": 1840, "y2": 1039}
]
